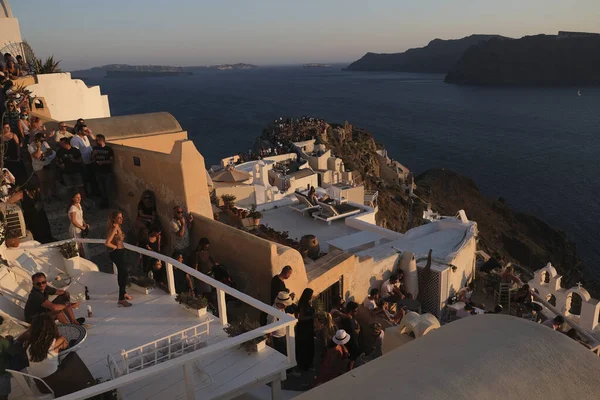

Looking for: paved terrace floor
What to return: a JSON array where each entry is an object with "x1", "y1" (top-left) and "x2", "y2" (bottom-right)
[{"x1": 259, "y1": 207, "x2": 358, "y2": 253}]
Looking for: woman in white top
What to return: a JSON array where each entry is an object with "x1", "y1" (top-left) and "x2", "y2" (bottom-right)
[
  {"x1": 20, "y1": 314, "x2": 95, "y2": 397},
  {"x1": 68, "y1": 192, "x2": 89, "y2": 257},
  {"x1": 19, "y1": 110, "x2": 30, "y2": 139}
]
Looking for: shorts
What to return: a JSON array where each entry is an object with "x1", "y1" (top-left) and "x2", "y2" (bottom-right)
[{"x1": 63, "y1": 173, "x2": 83, "y2": 189}]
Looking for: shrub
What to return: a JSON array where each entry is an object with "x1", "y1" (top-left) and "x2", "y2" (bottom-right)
[
  {"x1": 175, "y1": 292, "x2": 208, "y2": 310},
  {"x1": 223, "y1": 315, "x2": 266, "y2": 353},
  {"x1": 58, "y1": 241, "x2": 79, "y2": 258}
]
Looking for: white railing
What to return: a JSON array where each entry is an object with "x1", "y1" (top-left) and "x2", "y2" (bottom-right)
[
  {"x1": 29, "y1": 238, "x2": 297, "y2": 400},
  {"x1": 111, "y1": 320, "x2": 212, "y2": 377},
  {"x1": 531, "y1": 291, "x2": 600, "y2": 355}
]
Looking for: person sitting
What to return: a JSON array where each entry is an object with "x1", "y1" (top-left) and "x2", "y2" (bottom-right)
[
  {"x1": 3, "y1": 59, "x2": 19, "y2": 80},
  {"x1": 149, "y1": 258, "x2": 167, "y2": 289},
  {"x1": 307, "y1": 186, "x2": 317, "y2": 205},
  {"x1": 267, "y1": 291, "x2": 294, "y2": 355},
  {"x1": 380, "y1": 274, "x2": 404, "y2": 304},
  {"x1": 363, "y1": 288, "x2": 380, "y2": 311},
  {"x1": 486, "y1": 304, "x2": 503, "y2": 314},
  {"x1": 356, "y1": 323, "x2": 384, "y2": 366},
  {"x1": 542, "y1": 315, "x2": 564, "y2": 331},
  {"x1": 329, "y1": 295, "x2": 349, "y2": 325},
  {"x1": 24, "y1": 273, "x2": 84, "y2": 325},
  {"x1": 19, "y1": 315, "x2": 95, "y2": 397},
  {"x1": 396, "y1": 270, "x2": 413, "y2": 299},
  {"x1": 501, "y1": 266, "x2": 522, "y2": 286},
  {"x1": 456, "y1": 303, "x2": 477, "y2": 319},
  {"x1": 15, "y1": 55, "x2": 29, "y2": 76},
  {"x1": 456, "y1": 284, "x2": 485, "y2": 309}
]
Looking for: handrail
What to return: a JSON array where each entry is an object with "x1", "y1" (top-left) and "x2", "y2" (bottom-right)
[
  {"x1": 531, "y1": 291, "x2": 600, "y2": 350},
  {"x1": 24, "y1": 237, "x2": 298, "y2": 400}
]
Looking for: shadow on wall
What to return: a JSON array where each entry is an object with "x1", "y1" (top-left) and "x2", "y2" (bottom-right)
[{"x1": 190, "y1": 213, "x2": 308, "y2": 303}]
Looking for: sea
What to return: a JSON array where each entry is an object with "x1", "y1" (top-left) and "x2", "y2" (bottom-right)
[{"x1": 77, "y1": 66, "x2": 600, "y2": 280}]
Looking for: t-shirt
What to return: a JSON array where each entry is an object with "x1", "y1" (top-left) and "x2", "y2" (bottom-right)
[
  {"x1": 24, "y1": 286, "x2": 57, "y2": 323},
  {"x1": 169, "y1": 218, "x2": 189, "y2": 251},
  {"x1": 92, "y1": 145, "x2": 114, "y2": 174},
  {"x1": 362, "y1": 296, "x2": 377, "y2": 310},
  {"x1": 27, "y1": 141, "x2": 55, "y2": 171},
  {"x1": 54, "y1": 130, "x2": 73, "y2": 144},
  {"x1": 56, "y1": 146, "x2": 82, "y2": 174},
  {"x1": 270, "y1": 275, "x2": 288, "y2": 305},
  {"x1": 380, "y1": 279, "x2": 399, "y2": 299},
  {"x1": 70, "y1": 135, "x2": 93, "y2": 164}
]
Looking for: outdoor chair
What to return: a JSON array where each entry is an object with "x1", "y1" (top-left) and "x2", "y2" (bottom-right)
[
  {"x1": 312, "y1": 201, "x2": 361, "y2": 225},
  {"x1": 289, "y1": 191, "x2": 320, "y2": 215},
  {"x1": 6, "y1": 369, "x2": 55, "y2": 400}
]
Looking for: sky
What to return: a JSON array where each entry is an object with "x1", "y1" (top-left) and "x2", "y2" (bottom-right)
[{"x1": 10, "y1": 0, "x2": 600, "y2": 70}]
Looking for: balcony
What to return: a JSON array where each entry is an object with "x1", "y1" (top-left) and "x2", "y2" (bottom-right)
[{"x1": 4, "y1": 238, "x2": 296, "y2": 400}]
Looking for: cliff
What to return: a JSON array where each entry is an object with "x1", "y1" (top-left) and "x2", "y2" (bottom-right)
[
  {"x1": 323, "y1": 125, "x2": 584, "y2": 288},
  {"x1": 445, "y1": 34, "x2": 600, "y2": 85},
  {"x1": 345, "y1": 35, "x2": 506, "y2": 73}
]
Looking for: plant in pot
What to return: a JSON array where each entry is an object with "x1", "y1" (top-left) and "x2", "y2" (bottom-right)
[
  {"x1": 58, "y1": 241, "x2": 80, "y2": 276},
  {"x1": 175, "y1": 292, "x2": 209, "y2": 317},
  {"x1": 247, "y1": 204, "x2": 262, "y2": 227},
  {"x1": 221, "y1": 194, "x2": 236, "y2": 210},
  {"x1": 223, "y1": 314, "x2": 267, "y2": 353},
  {"x1": 129, "y1": 275, "x2": 156, "y2": 295},
  {"x1": 5, "y1": 228, "x2": 21, "y2": 248}
]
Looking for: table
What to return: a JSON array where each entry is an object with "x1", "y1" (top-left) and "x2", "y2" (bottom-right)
[{"x1": 58, "y1": 324, "x2": 87, "y2": 358}]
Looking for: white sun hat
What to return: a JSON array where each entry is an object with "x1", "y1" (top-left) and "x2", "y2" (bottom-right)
[
  {"x1": 333, "y1": 329, "x2": 351, "y2": 345},
  {"x1": 276, "y1": 291, "x2": 293, "y2": 306}
]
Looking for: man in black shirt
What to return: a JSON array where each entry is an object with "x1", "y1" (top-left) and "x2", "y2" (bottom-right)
[
  {"x1": 92, "y1": 134, "x2": 115, "y2": 208},
  {"x1": 270, "y1": 265, "x2": 295, "y2": 305},
  {"x1": 24, "y1": 272, "x2": 82, "y2": 325},
  {"x1": 340, "y1": 301, "x2": 361, "y2": 371},
  {"x1": 56, "y1": 137, "x2": 84, "y2": 192}
]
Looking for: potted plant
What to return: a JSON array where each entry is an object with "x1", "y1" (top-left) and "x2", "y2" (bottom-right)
[
  {"x1": 223, "y1": 315, "x2": 267, "y2": 353},
  {"x1": 58, "y1": 241, "x2": 80, "y2": 276},
  {"x1": 247, "y1": 204, "x2": 263, "y2": 227},
  {"x1": 5, "y1": 228, "x2": 20, "y2": 248},
  {"x1": 129, "y1": 275, "x2": 156, "y2": 295},
  {"x1": 221, "y1": 194, "x2": 236, "y2": 210},
  {"x1": 175, "y1": 292, "x2": 209, "y2": 317}
]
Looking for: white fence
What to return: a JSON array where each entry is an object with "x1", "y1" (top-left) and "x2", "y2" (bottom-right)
[{"x1": 30, "y1": 238, "x2": 297, "y2": 400}]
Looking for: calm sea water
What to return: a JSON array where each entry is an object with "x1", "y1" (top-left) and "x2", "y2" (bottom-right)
[{"x1": 78, "y1": 67, "x2": 600, "y2": 279}]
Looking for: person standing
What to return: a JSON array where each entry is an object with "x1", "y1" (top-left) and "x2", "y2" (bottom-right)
[
  {"x1": 67, "y1": 192, "x2": 89, "y2": 258},
  {"x1": 70, "y1": 126, "x2": 96, "y2": 196},
  {"x1": 267, "y1": 292, "x2": 294, "y2": 355},
  {"x1": 105, "y1": 211, "x2": 133, "y2": 307},
  {"x1": 92, "y1": 134, "x2": 114, "y2": 208},
  {"x1": 270, "y1": 266, "x2": 295, "y2": 305},
  {"x1": 28, "y1": 132, "x2": 56, "y2": 200},
  {"x1": 340, "y1": 301, "x2": 361, "y2": 371},
  {"x1": 53, "y1": 122, "x2": 73, "y2": 147},
  {"x1": 295, "y1": 288, "x2": 315, "y2": 371},
  {"x1": 2, "y1": 122, "x2": 26, "y2": 185},
  {"x1": 314, "y1": 330, "x2": 351, "y2": 386},
  {"x1": 17, "y1": 183, "x2": 54, "y2": 243},
  {"x1": 169, "y1": 206, "x2": 193, "y2": 256},
  {"x1": 56, "y1": 138, "x2": 84, "y2": 193}
]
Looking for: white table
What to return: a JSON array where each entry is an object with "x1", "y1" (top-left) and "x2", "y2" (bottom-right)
[{"x1": 327, "y1": 231, "x2": 383, "y2": 252}]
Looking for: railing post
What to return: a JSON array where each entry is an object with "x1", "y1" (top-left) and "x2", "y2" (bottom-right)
[
  {"x1": 285, "y1": 324, "x2": 296, "y2": 368},
  {"x1": 166, "y1": 263, "x2": 176, "y2": 295},
  {"x1": 216, "y1": 288, "x2": 227, "y2": 326},
  {"x1": 182, "y1": 361, "x2": 195, "y2": 400}
]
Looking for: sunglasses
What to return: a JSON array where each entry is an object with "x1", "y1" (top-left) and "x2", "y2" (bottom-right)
[
  {"x1": 176, "y1": 211, "x2": 183, "y2": 214},
  {"x1": 34, "y1": 281, "x2": 47, "y2": 287},
  {"x1": 59, "y1": 125, "x2": 67, "y2": 128}
]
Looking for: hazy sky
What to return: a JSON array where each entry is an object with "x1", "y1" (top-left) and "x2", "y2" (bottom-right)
[{"x1": 10, "y1": 0, "x2": 600, "y2": 70}]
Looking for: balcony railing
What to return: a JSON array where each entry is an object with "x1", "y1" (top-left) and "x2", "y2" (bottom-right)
[{"x1": 28, "y1": 238, "x2": 297, "y2": 400}]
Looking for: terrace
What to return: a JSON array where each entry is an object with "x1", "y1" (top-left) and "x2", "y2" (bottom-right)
[{"x1": 3, "y1": 238, "x2": 296, "y2": 400}]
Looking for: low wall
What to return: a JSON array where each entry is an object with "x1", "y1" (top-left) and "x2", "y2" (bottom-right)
[
  {"x1": 27, "y1": 73, "x2": 110, "y2": 121},
  {"x1": 111, "y1": 131, "x2": 188, "y2": 153},
  {"x1": 112, "y1": 139, "x2": 213, "y2": 240},
  {"x1": 214, "y1": 185, "x2": 256, "y2": 207},
  {"x1": 190, "y1": 214, "x2": 307, "y2": 303}
]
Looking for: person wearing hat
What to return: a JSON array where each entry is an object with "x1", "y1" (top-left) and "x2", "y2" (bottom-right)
[
  {"x1": 315, "y1": 329, "x2": 350, "y2": 386},
  {"x1": 267, "y1": 291, "x2": 294, "y2": 355}
]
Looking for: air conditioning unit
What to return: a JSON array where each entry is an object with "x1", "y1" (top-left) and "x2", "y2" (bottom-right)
[
  {"x1": 417, "y1": 263, "x2": 450, "y2": 319},
  {"x1": 1, "y1": 203, "x2": 27, "y2": 239}
]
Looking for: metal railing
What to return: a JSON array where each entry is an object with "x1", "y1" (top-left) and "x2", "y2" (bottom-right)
[{"x1": 27, "y1": 238, "x2": 297, "y2": 400}]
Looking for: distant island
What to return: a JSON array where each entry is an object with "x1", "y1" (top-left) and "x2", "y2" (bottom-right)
[
  {"x1": 345, "y1": 34, "x2": 506, "y2": 73},
  {"x1": 71, "y1": 63, "x2": 258, "y2": 78},
  {"x1": 445, "y1": 33, "x2": 600, "y2": 86},
  {"x1": 303, "y1": 63, "x2": 331, "y2": 69}
]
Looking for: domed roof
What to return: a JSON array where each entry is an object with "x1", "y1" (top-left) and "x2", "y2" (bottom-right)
[{"x1": 299, "y1": 315, "x2": 600, "y2": 400}]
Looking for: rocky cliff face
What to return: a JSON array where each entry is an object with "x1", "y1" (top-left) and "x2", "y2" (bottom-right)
[
  {"x1": 324, "y1": 126, "x2": 584, "y2": 289},
  {"x1": 345, "y1": 35, "x2": 505, "y2": 73},
  {"x1": 445, "y1": 34, "x2": 600, "y2": 85}
]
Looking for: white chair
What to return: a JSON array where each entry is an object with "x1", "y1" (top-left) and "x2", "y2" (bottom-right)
[{"x1": 6, "y1": 369, "x2": 55, "y2": 400}]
